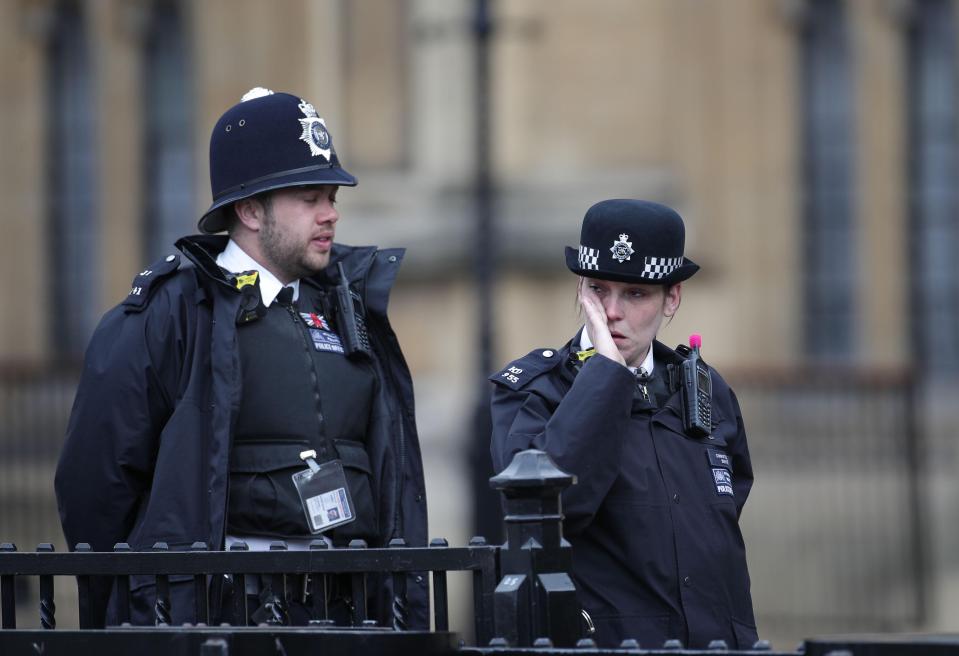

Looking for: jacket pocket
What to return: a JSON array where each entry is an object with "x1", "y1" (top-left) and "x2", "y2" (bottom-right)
[
  {"x1": 652, "y1": 403, "x2": 729, "y2": 447},
  {"x1": 328, "y1": 439, "x2": 378, "y2": 544},
  {"x1": 228, "y1": 439, "x2": 313, "y2": 536}
]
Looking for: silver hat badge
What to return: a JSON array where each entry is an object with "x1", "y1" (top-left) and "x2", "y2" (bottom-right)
[
  {"x1": 610, "y1": 234, "x2": 634, "y2": 263},
  {"x1": 297, "y1": 100, "x2": 332, "y2": 160}
]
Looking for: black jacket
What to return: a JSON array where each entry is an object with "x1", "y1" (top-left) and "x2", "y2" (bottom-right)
[
  {"x1": 54, "y1": 235, "x2": 428, "y2": 628},
  {"x1": 490, "y1": 336, "x2": 757, "y2": 649}
]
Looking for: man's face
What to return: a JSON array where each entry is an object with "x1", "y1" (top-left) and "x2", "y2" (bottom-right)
[
  {"x1": 258, "y1": 185, "x2": 339, "y2": 282},
  {"x1": 583, "y1": 277, "x2": 681, "y2": 368}
]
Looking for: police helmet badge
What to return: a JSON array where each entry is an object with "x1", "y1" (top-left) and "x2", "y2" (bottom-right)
[
  {"x1": 610, "y1": 233, "x2": 634, "y2": 263},
  {"x1": 298, "y1": 99, "x2": 332, "y2": 160}
]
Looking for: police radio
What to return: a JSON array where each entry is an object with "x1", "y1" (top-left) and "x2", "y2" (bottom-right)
[
  {"x1": 334, "y1": 262, "x2": 372, "y2": 358},
  {"x1": 679, "y1": 333, "x2": 712, "y2": 438}
]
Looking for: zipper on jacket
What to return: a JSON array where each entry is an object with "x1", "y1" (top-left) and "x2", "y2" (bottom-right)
[
  {"x1": 356, "y1": 253, "x2": 407, "y2": 538},
  {"x1": 282, "y1": 300, "x2": 333, "y2": 462}
]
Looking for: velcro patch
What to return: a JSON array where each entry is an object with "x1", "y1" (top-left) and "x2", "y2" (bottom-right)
[
  {"x1": 712, "y1": 468, "x2": 734, "y2": 496},
  {"x1": 300, "y1": 312, "x2": 331, "y2": 331},
  {"x1": 309, "y1": 328, "x2": 344, "y2": 354},
  {"x1": 123, "y1": 254, "x2": 181, "y2": 312},
  {"x1": 706, "y1": 447, "x2": 731, "y2": 470}
]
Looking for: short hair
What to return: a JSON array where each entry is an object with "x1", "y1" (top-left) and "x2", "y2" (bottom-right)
[{"x1": 227, "y1": 191, "x2": 274, "y2": 235}]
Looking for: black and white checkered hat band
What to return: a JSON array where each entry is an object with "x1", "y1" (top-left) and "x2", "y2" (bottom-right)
[
  {"x1": 578, "y1": 245, "x2": 599, "y2": 271},
  {"x1": 642, "y1": 256, "x2": 683, "y2": 279}
]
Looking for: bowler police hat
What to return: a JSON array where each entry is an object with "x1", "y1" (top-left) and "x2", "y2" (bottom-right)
[
  {"x1": 198, "y1": 88, "x2": 357, "y2": 234},
  {"x1": 565, "y1": 199, "x2": 699, "y2": 285}
]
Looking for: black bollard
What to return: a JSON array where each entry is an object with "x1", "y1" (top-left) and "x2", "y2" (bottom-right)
[{"x1": 489, "y1": 449, "x2": 580, "y2": 647}]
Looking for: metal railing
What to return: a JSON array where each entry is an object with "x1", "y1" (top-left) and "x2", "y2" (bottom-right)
[
  {"x1": 0, "y1": 450, "x2": 590, "y2": 654},
  {"x1": 0, "y1": 538, "x2": 497, "y2": 638},
  {"x1": 2, "y1": 448, "x2": 957, "y2": 655}
]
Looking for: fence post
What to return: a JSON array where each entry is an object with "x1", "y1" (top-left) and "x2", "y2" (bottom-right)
[
  {"x1": 427, "y1": 538, "x2": 448, "y2": 632},
  {"x1": 0, "y1": 543, "x2": 16, "y2": 629},
  {"x1": 37, "y1": 543, "x2": 56, "y2": 630},
  {"x1": 114, "y1": 543, "x2": 132, "y2": 625},
  {"x1": 75, "y1": 543, "x2": 93, "y2": 628},
  {"x1": 307, "y1": 539, "x2": 329, "y2": 625},
  {"x1": 347, "y1": 540, "x2": 369, "y2": 626},
  {"x1": 228, "y1": 541, "x2": 249, "y2": 626},
  {"x1": 391, "y1": 537, "x2": 411, "y2": 631},
  {"x1": 152, "y1": 542, "x2": 171, "y2": 626},
  {"x1": 489, "y1": 448, "x2": 580, "y2": 647},
  {"x1": 191, "y1": 542, "x2": 209, "y2": 624}
]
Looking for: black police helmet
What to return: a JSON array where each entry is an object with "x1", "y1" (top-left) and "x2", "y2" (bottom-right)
[
  {"x1": 565, "y1": 199, "x2": 699, "y2": 285},
  {"x1": 198, "y1": 88, "x2": 357, "y2": 234}
]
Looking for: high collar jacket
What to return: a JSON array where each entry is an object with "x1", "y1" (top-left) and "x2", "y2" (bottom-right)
[
  {"x1": 55, "y1": 235, "x2": 428, "y2": 628},
  {"x1": 489, "y1": 336, "x2": 757, "y2": 649}
]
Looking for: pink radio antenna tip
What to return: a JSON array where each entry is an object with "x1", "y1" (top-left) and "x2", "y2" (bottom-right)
[{"x1": 689, "y1": 333, "x2": 702, "y2": 349}]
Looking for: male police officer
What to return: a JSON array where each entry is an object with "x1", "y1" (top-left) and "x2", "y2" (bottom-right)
[{"x1": 54, "y1": 88, "x2": 428, "y2": 628}]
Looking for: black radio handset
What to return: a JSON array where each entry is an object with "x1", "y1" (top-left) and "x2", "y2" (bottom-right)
[
  {"x1": 334, "y1": 262, "x2": 372, "y2": 358},
  {"x1": 680, "y1": 333, "x2": 712, "y2": 438}
]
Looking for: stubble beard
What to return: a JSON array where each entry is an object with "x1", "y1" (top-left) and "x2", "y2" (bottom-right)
[{"x1": 259, "y1": 210, "x2": 328, "y2": 281}]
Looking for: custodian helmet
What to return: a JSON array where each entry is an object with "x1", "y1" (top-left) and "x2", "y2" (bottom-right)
[{"x1": 198, "y1": 87, "x2": 357, "y2": 233}]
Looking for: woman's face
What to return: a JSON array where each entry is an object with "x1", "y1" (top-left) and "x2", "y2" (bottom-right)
[{"x1": 583, "y1": 277, "x2": 681, "y2": 368}]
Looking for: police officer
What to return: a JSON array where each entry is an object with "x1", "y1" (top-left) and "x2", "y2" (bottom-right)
[
  {"x1": 489, "y1": 199, "x2": 758, "y2": 649},
  {"x1": 54, "y1": 88, "x2": 428, "y2": 628}
]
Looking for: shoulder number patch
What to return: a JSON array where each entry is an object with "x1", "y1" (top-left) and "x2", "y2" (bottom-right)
[
  {"x1": 122, "y1": 253, "x2": 181, "y2": 312},
  {"x1": 502, "y1": 365, "x2": 523, "y2": 385},
  {"x1": 489, "y1": 348, "x2": 561, "y2": 391}
]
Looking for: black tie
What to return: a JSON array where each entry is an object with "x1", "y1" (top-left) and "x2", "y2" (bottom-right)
[{"x1": 276, "y1": 286, "x2": 295, "y2": 306}]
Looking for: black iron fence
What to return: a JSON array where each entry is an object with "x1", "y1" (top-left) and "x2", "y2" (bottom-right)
[
  {"x1": 0, "y1": 449, "x2": 795, "y2": 655},
  {"x1": 0, "y1": 539, "x2": 497, "y2": 637},
  {"x1": 1, "y1": 448, "x2": 955, "y2": 655}
]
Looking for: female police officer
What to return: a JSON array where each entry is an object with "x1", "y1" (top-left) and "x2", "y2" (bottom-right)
[{"x1": 489, "y1": 199, "x2": 758, "y2": 649}]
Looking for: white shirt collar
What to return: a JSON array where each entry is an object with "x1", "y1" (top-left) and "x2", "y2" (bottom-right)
[
  {"x1": 578, "y1": 326, "x2": 655, "y2": 376},
  {"x1": 215, "y1": 239, "x2": 300, "y2": 307}
]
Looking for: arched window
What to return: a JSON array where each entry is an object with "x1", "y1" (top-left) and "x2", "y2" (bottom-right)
[
  {"x1": 47, "y1": 0, "x2": 98, "y2": 358},
  {"x1": 908, "y1": 0, "x2": 959, "y2": 373},
  {"x1": 800, "y1": 0, "x2": 856, "y2": 359},
  {"x1": 143, "y1": 0, "x2": 194, "y2": 257}
]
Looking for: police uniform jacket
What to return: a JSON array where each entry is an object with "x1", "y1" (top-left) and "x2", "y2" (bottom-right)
[
  {"x1": 490, "y1": 334, "x2": 757, "y2": 649},
  {"x1": 54, "y1": 234, "x2": 428, "y2": 628}
]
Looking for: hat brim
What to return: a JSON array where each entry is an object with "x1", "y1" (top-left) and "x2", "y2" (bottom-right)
[
  {"x1": 564, "y1": 246, "x2": 699, "y2": 285},
  {"x1": 198, "y1": 165, "x2": 358, "y2": 234}
]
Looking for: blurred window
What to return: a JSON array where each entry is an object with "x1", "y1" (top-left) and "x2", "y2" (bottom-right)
[
  {"x1": 908, "y1": 0, "x2": 959, "y2": 373},
  {"x1": 143, "y1": 0, "x2": 195, "y2": 257},
  {"x1": 342, "y1": 0, "x2": 410, "y2": 169},
  {"x1": 47, "y1": 0, "x2": 99, "y2": 359},
  {"x1": 800, "y1": 0, "x2": 856, "y2": 360}
]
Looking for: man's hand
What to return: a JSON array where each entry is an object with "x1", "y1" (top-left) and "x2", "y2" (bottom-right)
[{"x1": 578, "y1": 278, "x2": 627, "y2": 367}]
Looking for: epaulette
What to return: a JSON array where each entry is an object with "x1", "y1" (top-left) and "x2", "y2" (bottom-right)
[
  {"x1": 489, "y1": 347, "x2": 563, "y2": 391},
  {"x1": 122, "y1": 253, "x2": 181, "y2": 313}
]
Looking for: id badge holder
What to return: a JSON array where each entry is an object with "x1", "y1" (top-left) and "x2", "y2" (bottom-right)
[{"x1": 292, "y1": 449, "x2": 356, "y2": 534}]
